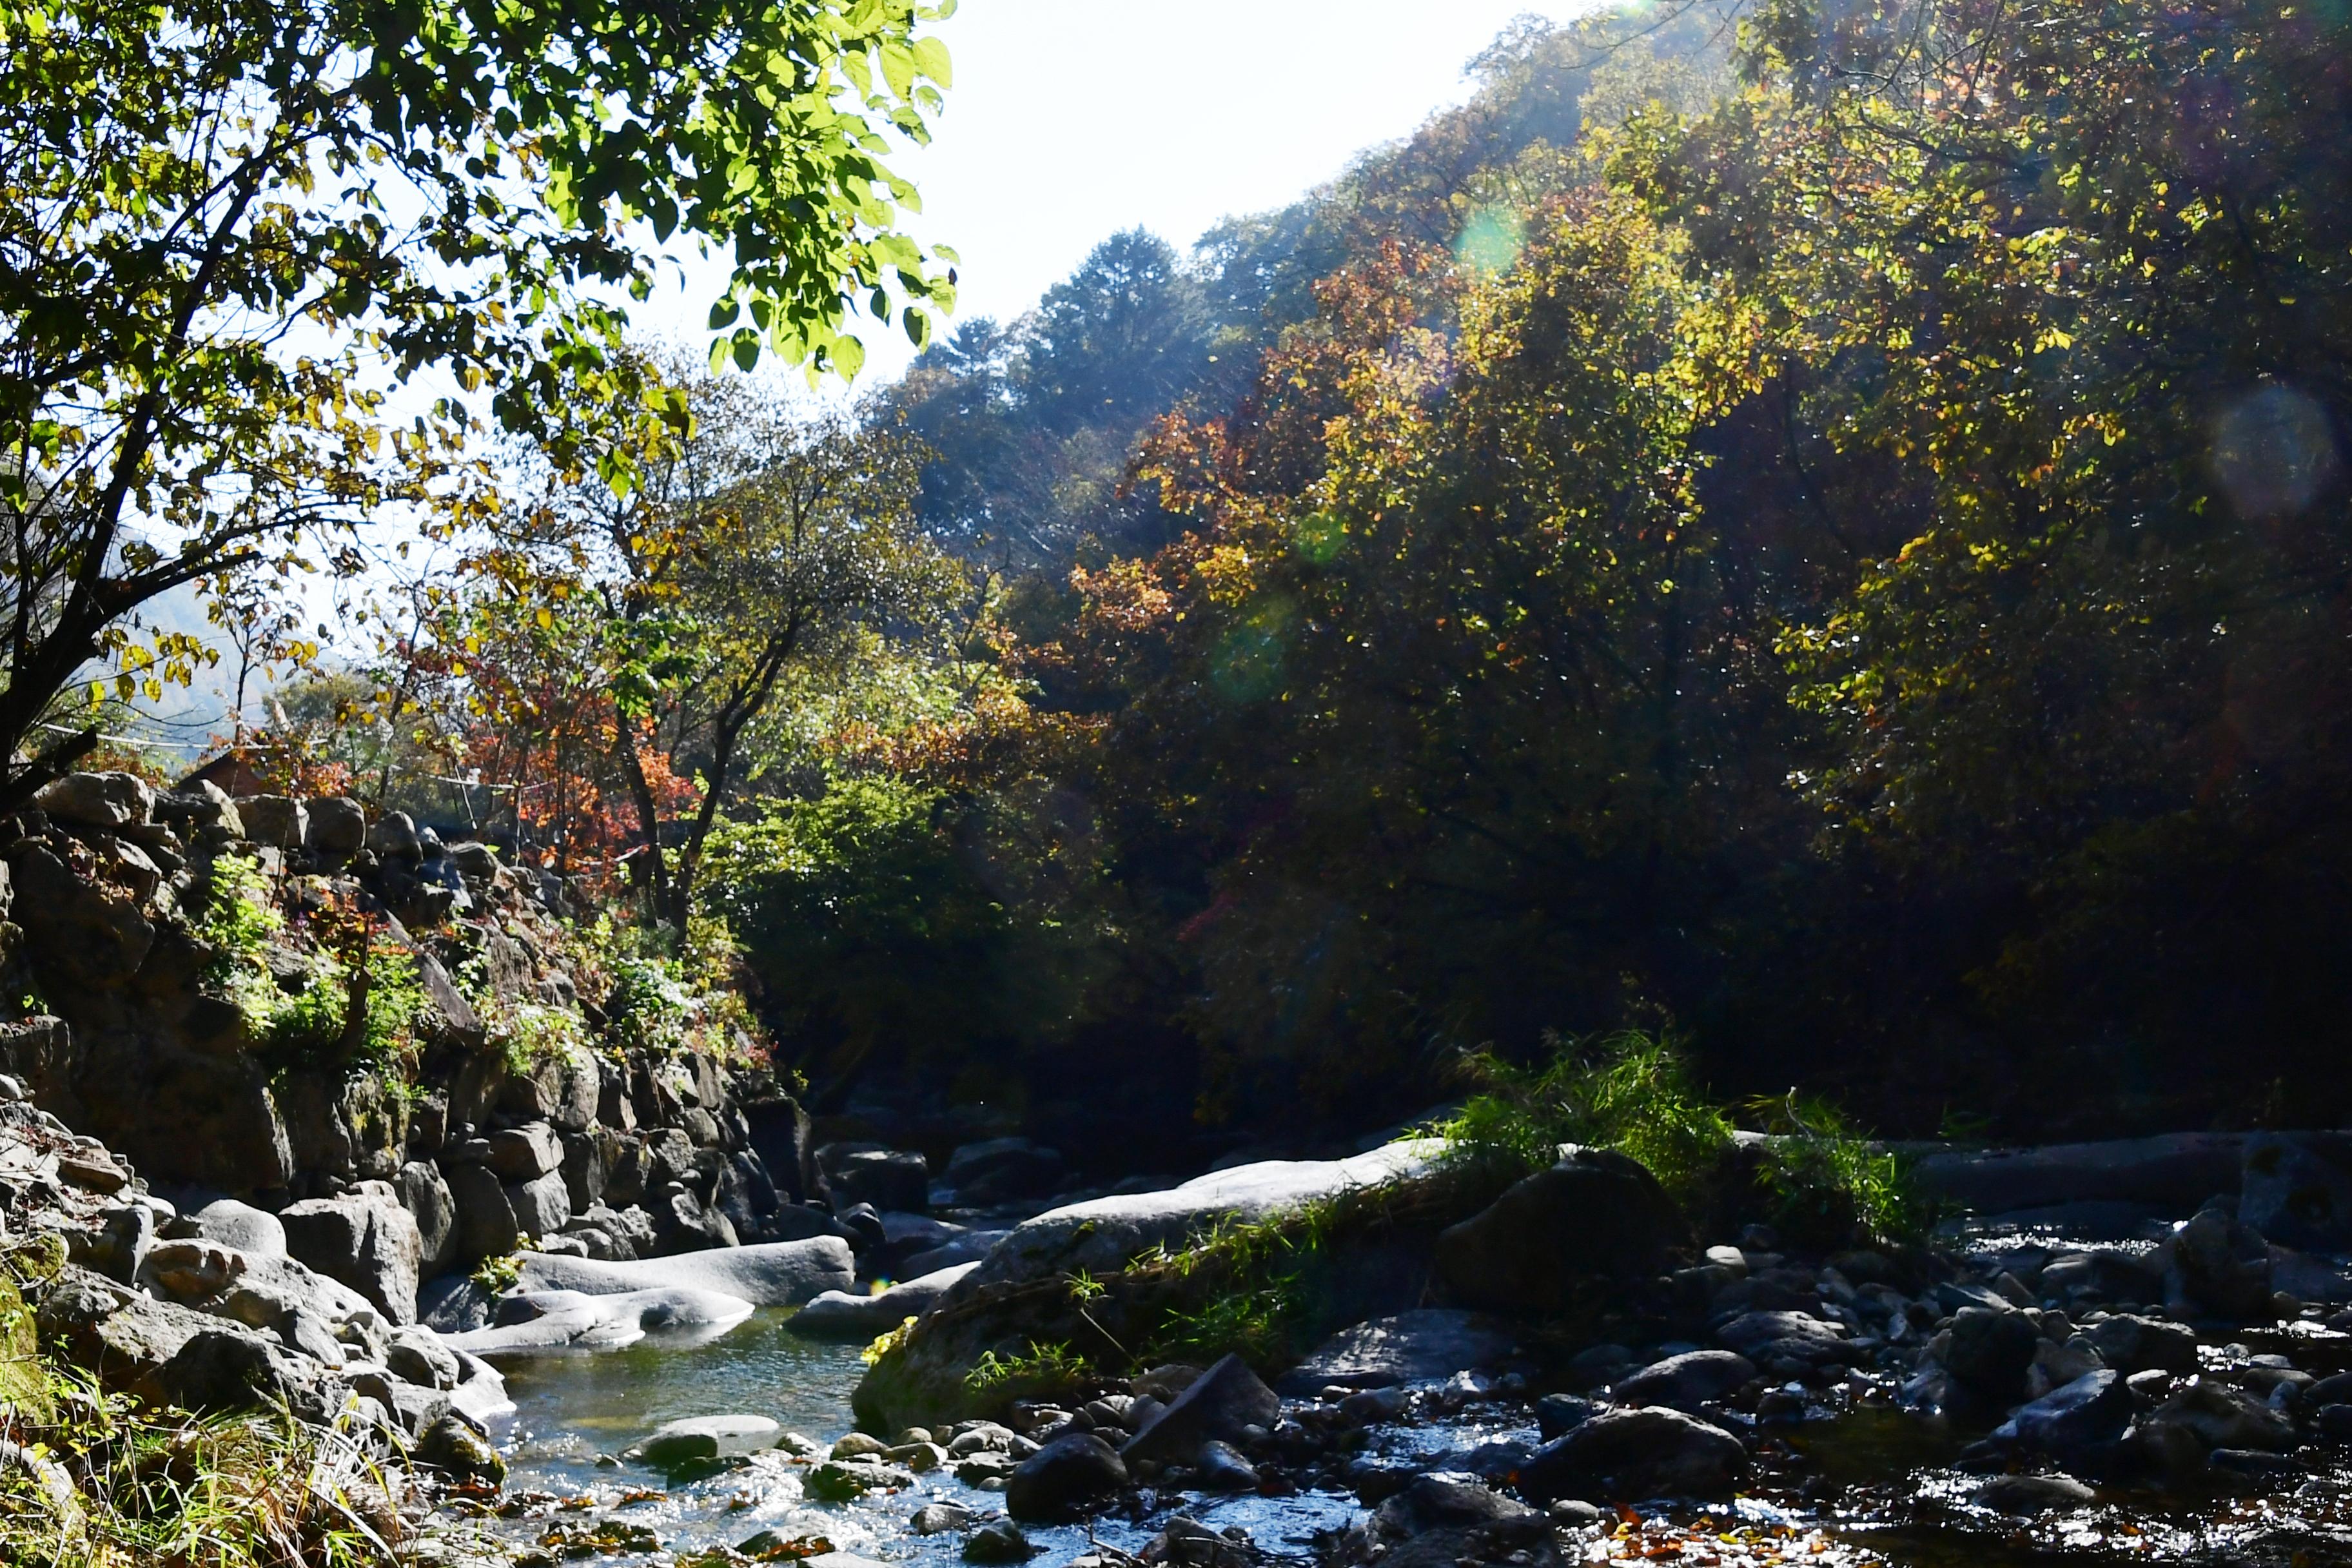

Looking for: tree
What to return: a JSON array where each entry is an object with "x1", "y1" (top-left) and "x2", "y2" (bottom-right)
[
  {"x1": 468, "y1": 362, "x2": 967, "y2": 929},
  {"x1": 0, "y1": 0, "x2": 958, "y2": 809}
]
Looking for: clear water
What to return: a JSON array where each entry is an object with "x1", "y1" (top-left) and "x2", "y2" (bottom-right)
[{"x1": 431, "y1": 1286, "x2": 2352, "y2": 1567}]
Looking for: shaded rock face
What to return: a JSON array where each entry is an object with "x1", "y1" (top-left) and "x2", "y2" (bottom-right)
[
  {"x1": 1435, "y1": 1148, "x2": 1690, "y2": 1314},
  {"x1": 1946, "y1": 1306, "x2": 2039, "y2": 1405},
  {"x1": 1277, "y1": 1309, "x2": 1522, "y2": 1395},
  {"x1": 2163, "y1": 1209, "x2": 2275, "y2": 1320},
  {"x1": 1611, "y1": 1350, "x2": 1757, "y2": 1413},
  {"x1": 2240, "y1": 1133, "x2": 2352, "y2": 1251}
]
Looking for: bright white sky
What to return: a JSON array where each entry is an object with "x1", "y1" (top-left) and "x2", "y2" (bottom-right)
[{"x1": 639, "y1": 0, "x2": 1608, "y2": 385}]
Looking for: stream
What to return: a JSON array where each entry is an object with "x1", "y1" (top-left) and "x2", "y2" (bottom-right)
[{"x1": 431, "y1": 1235, "x2": 2352, "y2": 1568}]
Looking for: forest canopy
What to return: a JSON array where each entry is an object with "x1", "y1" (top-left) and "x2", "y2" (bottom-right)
[{"x1": 72, "y1": 0, "x2": 2352, "y2": 1166}]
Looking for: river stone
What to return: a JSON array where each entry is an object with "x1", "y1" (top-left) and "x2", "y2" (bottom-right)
[
  {"x1": 1004, "y1": 1432, "x2": 1127, "y2": 1522},
  {"x1": 789, "y1": 1262, "x2": 981, "y2": 1340},
  {"x1": 439, "y1": 1284, "x2": 755, "y2": 1357},
  {"x1": 1998, "y1": 1369, "x2": 2132, "y2": 1451},
  {"x1": 1945, "y1": 1306, "x2": 2037, "y2": 1404},
  {"x1": 968, "y1": 1140, "x2": 1442, "y2": 1291},
  {"x1": 631, "y1": 1414, "x2": 781, "y2": 1467},
  {"x1": 2085, "y1": 1312, "x2": 2199, "y2": 1375},
  {"x1": 386, "y1": 1325, "x2": 462, "y2": 1390},
  {"x1": 2142, "y1": 1380, "x2": 2295, "y2": 1452},
  {"x1": 1194, "y1": 1439, "x2": 1259, "y2": 1491},
  {"x1": 2239, "y1": 1133, "x2": 2352, "y2": 1250},
  {"x1": 1516, "y1": 1407, "x2": 1747, "y2": 1504},
  {"x1": 963, "y1": 1520, "x2": 1037, "y2": 1563},
  {"x1": 516, "y1": 1237, "x2": 854, "y2": 1307},
  {"x1": 1714, "y1": 1309, "x2": 1850, "y2": 1366},
  {"x1": 2162, "y1": 1208, "x2": 2275, "y2": 1319},
  {"x1": 1611, "y1": 1350, "x2": 1758, "y2": 1413},
  {"x1": 1122, "y1": 1353, "x2": 1279, "y2": 1464},
  {"x1": 416, "y1": 1412, "x2": 506, "y2": 1484},
  {"x1": 1277, "y1": 1308, "x2": 1523, "y2": 1395},
  {"x1": 1435, "y1": 1147, "x2": 1689, "y2": 1313},
  {"x1": 1974, "y1": 1473, "x2": 2097, "y2": 1513}
]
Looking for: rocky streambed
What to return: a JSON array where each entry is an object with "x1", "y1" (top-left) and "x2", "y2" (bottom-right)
[{"x1": 429, "y1": 1135, "x2": 2352, "y2": 1568}]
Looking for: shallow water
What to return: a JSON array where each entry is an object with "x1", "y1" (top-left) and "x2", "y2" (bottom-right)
[{"x1": 446, "y1": 1297, "x2": 2352, "y2": 1568}]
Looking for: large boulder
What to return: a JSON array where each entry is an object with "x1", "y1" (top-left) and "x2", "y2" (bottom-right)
[
  {"x1": 514, "y1": 1237, "x2": 854, "y2": 1306},
  {"x1": 2239, "y1": 1133, "x2": 2352, "y2": 1251},
  {"x1": 395, "y1": 1162, "x2": 458, "y2": 1276},
  {"x1": 1944, "y1": 1306, "x2": 2038, "y2": 1404},
  {"x1": 236, "y1": 796, "x2": 308, "y2": 848},
  {"x1": 487, "y1": 1122, "x2": 563, "y2": 1180},
  {"x1": 277, "y1": 1188, "x2": 423, "y2": 1324},
  {"x1": 445, "y1": 1162, "x2": 521, "y2": 1263},
  {"x1": 153, "y1": 780, "x2": 244, "y2": 838},
  {"x1": 1277, "y1": 1309, "x2": 1523, "y2": 1395},
  {"x1": 1435, "y1": 1148, "x2": 1689, "y2": 1314},
  {"x1": 964, "y1": 1141, "x2": 1443, "y2": 1291},
  {"x1": 505, "y1": 1171, "x2": 573, "y2": 1239},
  {"x1": 787, "y1": 1263, "x2": 979, "y2": 1341},
  {"x1": 2162, "y1": 1208, "x2": 2275, "y2": 1320},
  {"x1": 945, "y1": 1139, "x2": 1066, "y2": 1205},
  {"x1": 441, "y1": 1286, "x2": 754, "y2": 1357},
  {"x1": 6, "y1": 844, "x2": 153, "y2": 991},
  {"x1": 1714, "y1": 1309, "x2": 1852, "y2": 1367},
  {"x1": 1516, "y1": 1407, "x2": 1747, "y2": 1503},
  {"x1": 2085, "y1": 1312, "x2": 2200, "y2": 1375},
  {"x1": 629, "y1": 1414, "x2": 781, "y2": 1468},
  {"x1": 1996, "y1": 1369, "x2": 2133, "y2": 1453},
  {"x1": 1004, "y1": 1432, "x2": 1127, "y2": 1522},
  {"x1": 35, "y1": 771, "x2": 153, "y2": 829},
  {"x1": 826, "y1": 1149, "x2": 930, "y2": 1214},
  {"x1": 1122, "y1": 1353, "x2": 1280, "y2": 1464}
]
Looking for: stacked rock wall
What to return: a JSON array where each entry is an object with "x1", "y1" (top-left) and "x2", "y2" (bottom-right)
[{"x1": 0, "y1": 769, "x2": 826, "y2": 1326}]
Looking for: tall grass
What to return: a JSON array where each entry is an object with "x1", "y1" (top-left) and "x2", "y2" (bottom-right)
[{"x1": 1435, "y1": 1030, "x2": 1928, "y2": 1246}]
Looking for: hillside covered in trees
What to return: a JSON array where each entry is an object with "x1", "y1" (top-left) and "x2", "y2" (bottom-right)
[{"x1": 33, "y1": 0, "x2": 2352, "y2": 1174}]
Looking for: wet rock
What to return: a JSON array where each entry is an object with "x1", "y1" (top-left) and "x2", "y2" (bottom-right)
[
  {"x1": 1516, "y1": 1407, "x2": 1746, "y2": 1504},
  {"x1": 1945, "y1": 1306, "x2": 2037, "y2": 1404},
  {"x1": 2084, "y1": 1312, "x2": 2199, "y2": 1375},
  {"x1": 1612, "y1": 1350, "x2": 1756, "y2": 1413},
  {"x1": 1277, "y1": 1309, "x2": 1522, "y2": 1395},
  {"x1": 1973, "y1": 1473, "x2": 2096, "y2": 1513},
  {"x1": 1997, "y1": 1369, "x2": 2132, "y2": 1451},
  {"x1": 2210, "y1": 1447, "x2": 2304, "y2": 1481},
  {"x1": 631, "y1": 1414, "x2": 782, "y2": 1468},
  {"x1": 964, "y1": 1521, "x2": 1037, "y2": 1563},
  {"x1": 1371, "y1": 1474, "x2": 1551, "y2": 1568},
  {"x1": 1435, "y1": 1148, "x2": 1688, "y2": 1313},
  {"x1": 1124, "y1": 1353, "x2": 1280, "y2": 1464},
  {"x1": 1536, "y1": 1393, "x2": 1596, "y2": 1440},
  {"x1": 2162, "y1": 1209, "x2": 2275, "y2": 1320},
  {"x1": 1714, "y1": 1310, "x2": 1850, "y2": 1367},
  {"x1": 1005, "y1": 1432, "x2": 1128, "y2": 1520},
  {"x1": 1194, "y1": 1439, "x2": 1259, "y2": 1490},
  {"x1": 415, "y1": 1411, "x2": 505, "y2": 1484},
  {"x1": 2142, "y1": 1380, "x2": 2295, "y2": 1452},
  {"x1": 444, "y1": 1284, "x2": 753, "y2": 1355},
  {"x1": 912, "y1": 1502, "x2": 976, "y2": 1534},
  {"x1": 788, "y1": 1262, "x2": 980, "y2": 1340}
]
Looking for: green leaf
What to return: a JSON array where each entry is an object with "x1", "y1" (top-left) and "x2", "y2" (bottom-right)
[{"x1": 910, "y1": 35, "x2": 952, "y2": 88}]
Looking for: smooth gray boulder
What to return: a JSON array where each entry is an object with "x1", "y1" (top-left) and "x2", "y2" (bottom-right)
[
  {"x1": 439, "y1": 1286, "x2": 754, "y2": 1356},
  {"x1": 515, "y1": 1236, "x2": 854, "y2": 1306},
  {"x1": 1611, "y1": 1350, "x2": 1758, "y2": 1413},
  {"x1": 627, "y1": 1413, "x2": 781, "y2": 1467},
  {"x1": 788, "y1": 1262, "x2": 979, "y2": 1340},
  {"x1": 967, "y1": 1141, "x2": 1441, "y2": 1291},
  {"x1": 190, "y1": 1199, "x2": 287, "y2": 1259},
  {"x1": 278, "y1": 1189, "x2": 423, "y2": 1325},
  {"x1": 1277, "y1": 1309, "x2": 1522, "y2": 1395},
  {"x1": 1516, "y1": 1407, "x2": 1746, "y2": 1504}
]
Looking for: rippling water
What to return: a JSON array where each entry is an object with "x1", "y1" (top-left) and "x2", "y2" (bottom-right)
[{"x1": 434, "y1": 1302, "x2": 2352, "y2": 1568}]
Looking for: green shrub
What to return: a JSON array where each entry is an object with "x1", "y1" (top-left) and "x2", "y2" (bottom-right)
[{"x1": 1437, "y1": 1030, "x2": 1928, "y2": 1246}]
